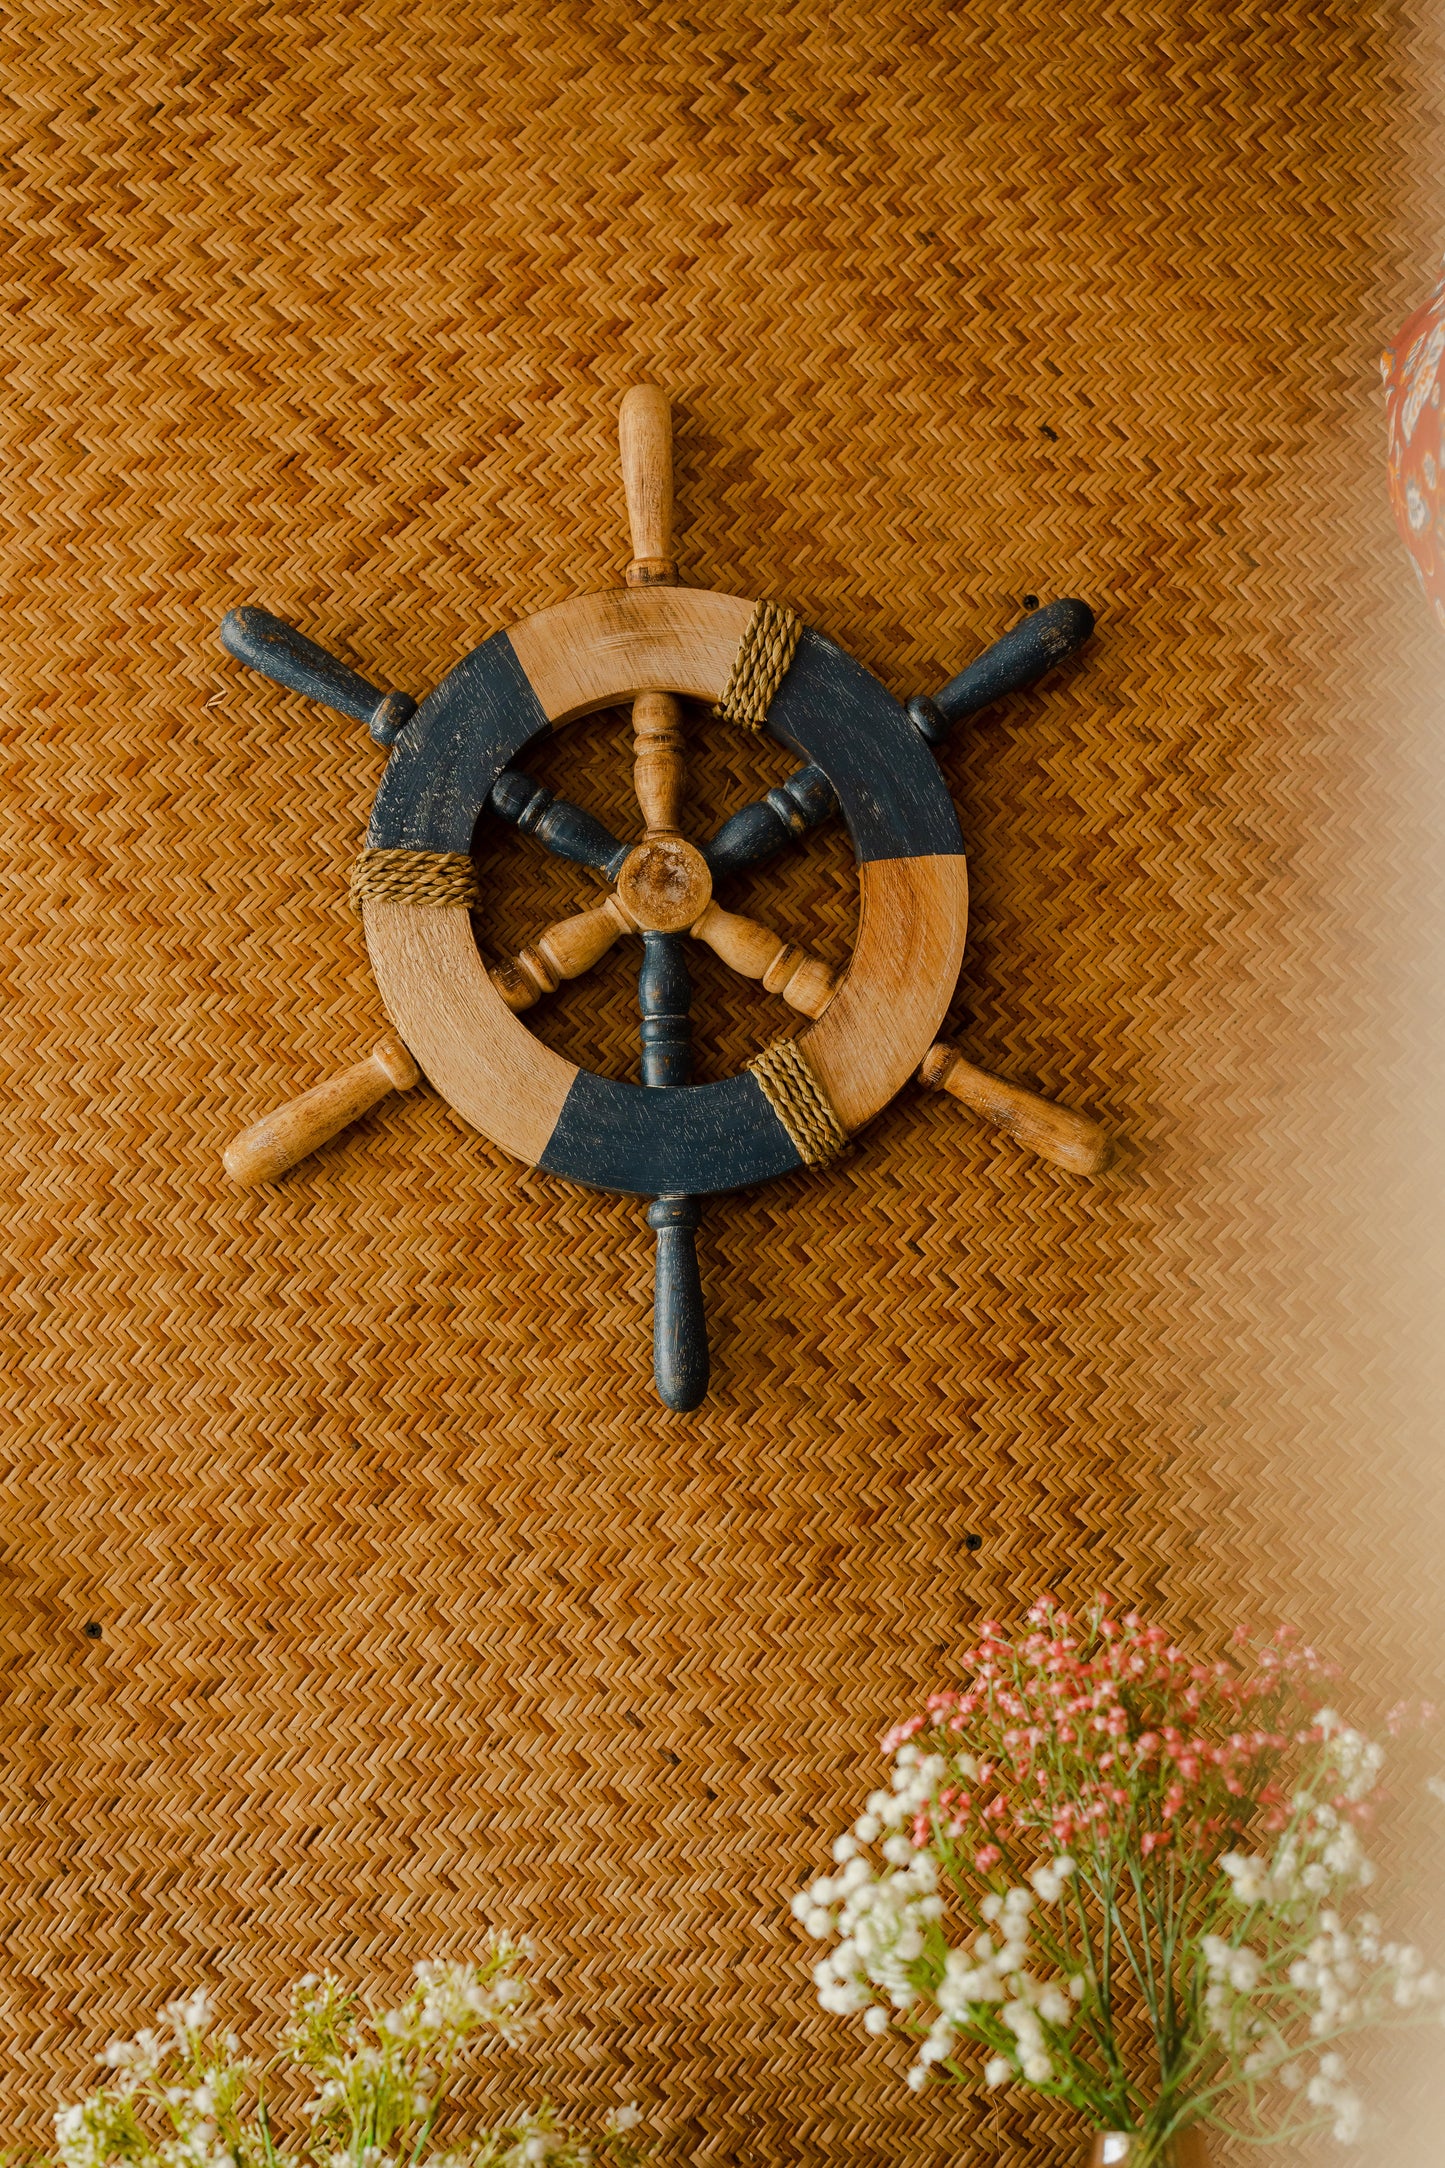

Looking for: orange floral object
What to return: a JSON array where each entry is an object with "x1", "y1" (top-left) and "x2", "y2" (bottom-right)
[{"x1": 1383, "y1": 268, "x2": 1445, "y2": 626}]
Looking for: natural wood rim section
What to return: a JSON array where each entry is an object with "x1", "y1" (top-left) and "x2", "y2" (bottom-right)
[
  {"x1": 799, "y1": 855, "x2": 968, "y2": 1134},
  {"x1": 506, "y1": 585, "x2": 754, "y2": 721},
  {"x1": 364, "y1": 899, "x2": 578, "y2": 1165}
]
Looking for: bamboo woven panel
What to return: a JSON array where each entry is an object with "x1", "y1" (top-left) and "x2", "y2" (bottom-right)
[{"x1": 1, "y1": 1, "x2": 1443, "y2": 2161}]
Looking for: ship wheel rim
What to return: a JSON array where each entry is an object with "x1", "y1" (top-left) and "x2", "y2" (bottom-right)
[{"x1": 362, "y1": 583, "x2": 968, "y2": 1197}]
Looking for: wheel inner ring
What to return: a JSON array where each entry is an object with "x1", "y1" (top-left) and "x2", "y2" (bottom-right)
[{"x1": 361, "y1": 584, "x2": 968, "y2": 1195}]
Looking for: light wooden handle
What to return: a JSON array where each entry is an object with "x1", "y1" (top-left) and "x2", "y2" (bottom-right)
[
  {"x1": 620, "y1": 384, "x2": 675, "y2": 586},
  {"x1": 689, "y1": 901, "x2": 837, "y2": 1018},
  {"x1": 919, "y1": 1043, "x2": 1109, "y2": 1174},
  {"x1": 489, "y1": 893, "x2": 636, "y2": 1012},
  {"x1": 224, "y1": 1034, "x2": 421, "y2": 1187}
]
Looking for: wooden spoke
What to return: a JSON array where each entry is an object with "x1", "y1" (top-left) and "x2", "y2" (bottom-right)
[
  {"x1": 619, "y1": 389, "x2": 708, "y2": 1411},
  {"x1": 619, "y1": 386, "x2": 689, "y2": 840},
  {"x1": 489, "y1": 893, "x2": 636, "y2": 1013},
  {"x1": 703, "y1": 763, "x2": 838, "y2": 879},
  {"x1": 632, "y1": 688, "x2": 686, "y2": 835},
  {"x1": 688, "y1": 899, "x2": 837, "y2": 1018},
  {"x1": 908, "y1": 598, "x2": 1095, "y2": 744},
  {"x1": 488, "y1": 768, "x2": 628, "y2": 879},
  {"x1": 638, "y1": 930, "x2": 707, "y2": 1412}
]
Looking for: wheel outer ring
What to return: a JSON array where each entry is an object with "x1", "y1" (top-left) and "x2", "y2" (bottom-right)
[{"x1": 363, "y1": 585, "x2": 968, "y2": 1196}]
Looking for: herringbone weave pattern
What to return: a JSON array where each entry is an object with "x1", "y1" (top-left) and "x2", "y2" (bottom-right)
[{"x1": 0, "y1": 2, "x2": 1442, "y2": 2162}]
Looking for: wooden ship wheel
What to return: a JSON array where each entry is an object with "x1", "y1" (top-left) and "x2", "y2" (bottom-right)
[{"x1": 220, "y1": 388, "x2": 1106, "y2": 1410}]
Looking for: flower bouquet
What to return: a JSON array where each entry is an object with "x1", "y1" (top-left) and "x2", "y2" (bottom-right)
[
  {"x1": 792, "y1": 1601, "x2": 1444, "y2": 2162},
  {"x1": 52, "y1": 1940, "x2": 644, "y2": 2168}
]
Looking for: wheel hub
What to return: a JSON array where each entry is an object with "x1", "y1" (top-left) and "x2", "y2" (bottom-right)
[{"x1": 615, "y1": 834, "x2": 713, "y2": 933}]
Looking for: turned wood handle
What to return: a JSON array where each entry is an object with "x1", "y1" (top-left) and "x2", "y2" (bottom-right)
[
  {"x1": 620, "y1": 385, "x2": 676, "y2": 586},
  {"x1": 919, "y1": 1043, "x2": 1109, "y2": 1175},
  {"x1": 224, "y1": 1035, "x2": 421, "y2": 1187},
  {"x1": 907, "y1": 599, "x2": 1095, "y2": 745},
  {"x1": 649, "y1": 1194, "x2": 708, "y2": 1411},
  {"x1": 219, "y1": 607, "x2": 415, "y2": 747}
]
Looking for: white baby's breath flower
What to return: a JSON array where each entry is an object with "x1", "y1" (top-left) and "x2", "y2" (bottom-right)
[
  {"x1": 1220, "y1": 1852, "x2": 1269, "y2": 1904},
  {"x1": 983, "y1": 2055, "x2": 1011, "y2": 2088},
  {"x1": 1029, "y1": 1856, "x2": 1075, "y2": 1904}
]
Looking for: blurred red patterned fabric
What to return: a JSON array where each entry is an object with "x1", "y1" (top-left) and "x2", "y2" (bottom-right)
[{"x1": 1383, "y1": 268, "x2": 1445, "y2": 627}]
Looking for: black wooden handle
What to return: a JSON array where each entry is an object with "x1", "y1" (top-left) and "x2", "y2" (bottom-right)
[
  {"x1": 703, "y1": 762, "x2": 839, "y2": 880},
  {"x1": 909, "y1": 597, "x2": 1095, "y2": 743},
  {"x1": 488, "y1": 768, "x2": 629, "y2": 880},
  {"x1": 639, "y1": 932, "x2": 708, "y2": 1410},
  {"x1": 647, "y1": 1194, "x2": 708, "y2": 1412},
  {"x1": 219, "y1": 606, "x2": 416, "y2": 747}
]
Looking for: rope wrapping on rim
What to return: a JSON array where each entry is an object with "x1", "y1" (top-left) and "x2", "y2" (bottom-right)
[
  {"x1": 349, "y1": 848, "x2": 479, "y2": 913},
  {"x1": 747, "y1": 1034, "x2": 847, "y2": 1167},
  {"x1": 715, "y1": 600, "x2": 802, "y2": 728}
]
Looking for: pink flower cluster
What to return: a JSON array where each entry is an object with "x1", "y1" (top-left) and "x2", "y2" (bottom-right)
[{"x1": 884, "y1": 1601, "x2": 1351, "y2": 1875}]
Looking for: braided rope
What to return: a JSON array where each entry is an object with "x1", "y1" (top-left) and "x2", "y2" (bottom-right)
[
  {"x1": 747, "y1": 1035, "x2": 847, "y2": 1167},
  {"x1": 716, "y1": 600, "x2": 803, "y2": 728},
  {"x1": 349, "y1": 848, "x2": 479, "y2": 913}
]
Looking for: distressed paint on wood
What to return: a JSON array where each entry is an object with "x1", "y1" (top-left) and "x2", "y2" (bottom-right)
[
  {"x1": 368, "y1": 633, "x2": 549, "y2": 853},
  {"x1": 764, "y1": 629, "x2": 964, "y2": 865},
  {"x1": 538, "y1": 1068, "x2": 804, "y2": 1196}
]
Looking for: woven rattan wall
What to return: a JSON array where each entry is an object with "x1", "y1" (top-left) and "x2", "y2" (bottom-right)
[{"x1": 2, "y1": 1, "x2": 1443, "y2": 2160}]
